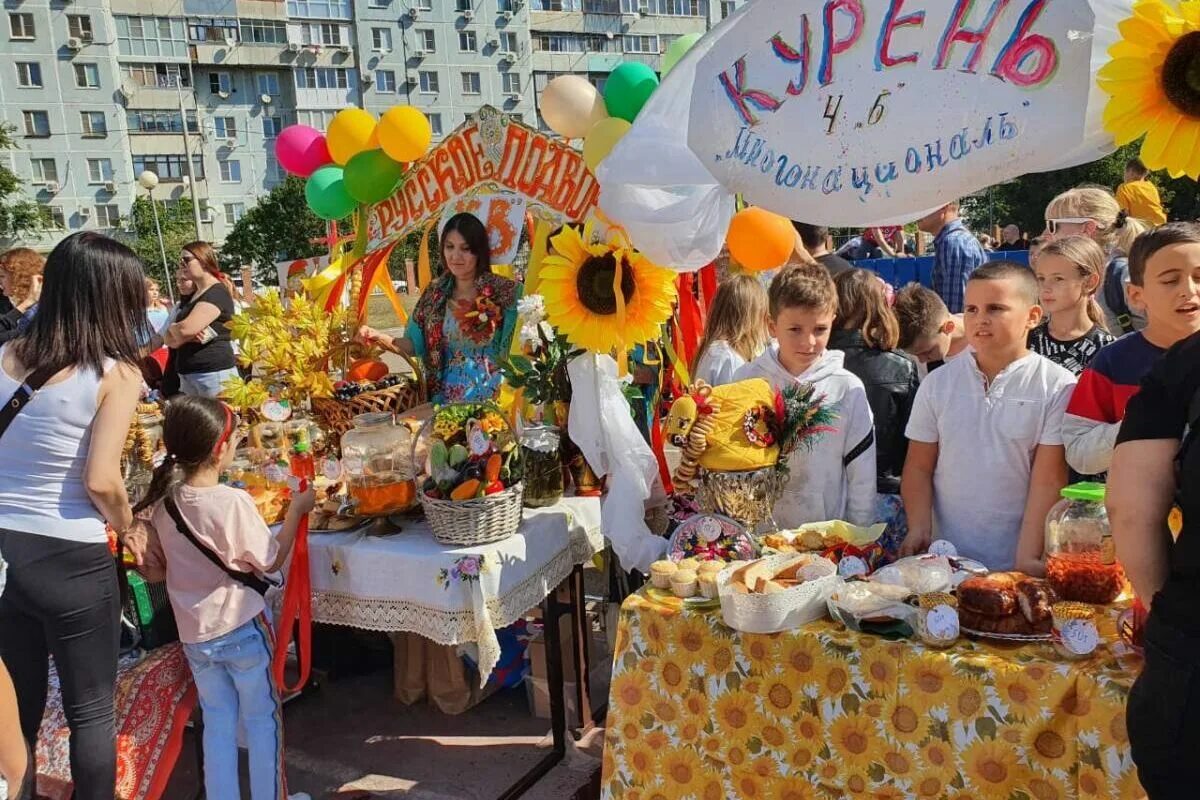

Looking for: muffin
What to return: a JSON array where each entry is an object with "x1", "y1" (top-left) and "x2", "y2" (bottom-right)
[
  {"x1": 670, "y1": 569, "x2": 698, "y2": 598},
  {"x1": 677, "y1": 557, "x2": 702, "y2": 573},
  {"x1": 650, "y1": 560, "x2": 678, "y2": 589},
  {"x1": 697, "y1": 561, "x2": 725, "y2": 576},
  {"x1": 698, "y1": 572, "x2": 720, "y2": 599}
]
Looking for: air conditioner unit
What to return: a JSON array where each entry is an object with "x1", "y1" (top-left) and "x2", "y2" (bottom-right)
[
  {"x1": 360, "y1": 70, "x2": 374, "y2": 83},
  {"x1": 224, "y1": 35, "x2": 238, "y2": 48},
  {"x1": 45, "y1": 181, "x2": 60, "y2": 194},
  {"x1": 462, "y1": 9, "x2": 474, "y2": 19},
  {"x1": 411, "y1": 50, "x2": 426, "y2": 60},
  {"x1": 286, "y1": 42, "x2": 302, "y2": 52},
  {"x1": 500, "y1": 10, "x2": 513, "y2": 19},
  {"x1": 504, "y1": 91, "x2": 519, "y2": 99},
  {"x1": 337, "y1": 44, "x2": 352, "y2": 54},
  {"x1": 486, "y1": 36, "x2": 499, "y2": 47},
  {"x1": 224, "y1": 137, "x2": 238, "y2": 148},
  {"x1": 66, "y1": 37, "x2": 83, "y2": 50},
  {"x1": 405, "y1": 71, "x2": 418, "y2": 83},
  {"x1": 103, "y1": 180, "x2": 117, "y2": 192},
  {"x1": 405, "y1": 7, "x2": 418, "y2": 18},
  {"x1": 79, "y1": 206, "x2": 93, "y2": 218},
  {"x1": 217, "y1": 90, "x2": 230, "y2": 99},
  {"x1": 498, "y1": 50, "x2": 515, "y2": 61}
]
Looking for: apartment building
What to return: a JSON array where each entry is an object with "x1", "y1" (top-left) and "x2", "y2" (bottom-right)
[{"x1": 1, "y1": 0, "x2": 742, "y2": 250}]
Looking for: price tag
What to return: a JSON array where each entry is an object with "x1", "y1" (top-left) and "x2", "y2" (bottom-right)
[
  {"x1": 929, "y1": 539, "x2": 958, "y2": 557},
  {"x1": 264, "y1": 462, "x2": 286, "y2": 484},
  {"x1": 838, "y1": 555, "x2": 868, "y2": 579},
  {"x1": 468, "y1": 425, "x2": 490, "y2": 456},
  {"x1": 1059, "y1": 619, "x2": 1100, "y2": 655},
  {"x1": 926, "y1": 605, "x2": 960, "y2": 641},
  {"x1": 323, "y1": 457, "x2": 342, "y2": 481},
  {"x1": 261, "y1": 398, "x2": 293, "y2": 422},
  {"x1": 699, "y1": 517, "x2": 723, "y2": 543}
]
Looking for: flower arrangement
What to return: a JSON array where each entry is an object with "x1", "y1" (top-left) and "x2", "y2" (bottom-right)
[
  {"x1": 667, "y1": 514, "x2": 756, "y2": 563},
  {"x1": 500, "y1": 294, "x2": 582, "y2": 421},
  {"x1": 454, "y1": 285, "x2": 503, "y2": 345},
  {"x1": 422, "y1": 403, "x2": 523, "y2": 501}
]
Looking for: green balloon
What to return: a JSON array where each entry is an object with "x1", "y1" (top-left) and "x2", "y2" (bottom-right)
[
  {"x1": 305, "y1": 165, "x2": 357, "y2": 220},
  {"x1": 343, "y1": 148, "x2": 404, "y2": 205},
  {"x1": 603, "y1": 62, "x2": 660, "y2": 122},
  {"x1": 662, "y1": 33, "x2": 702, "y2": 75}
]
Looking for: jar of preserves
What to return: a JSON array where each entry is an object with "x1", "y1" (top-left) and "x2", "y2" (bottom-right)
[
  {"x1": 520, "y1": 425, "x2": 563, "y2": 508},
  {"x1": 1051, "y1": 602, "x2": 1100, "y2": 660},
  {"x1": 916, "y1": 592, "x2": 959, "y2": 649},
  {"x1": 340, "y1": 412, "x2": 416, "y2": 516},
  {"x1": 1045, "y1": 482, "x2": 1126, "y2": 604}
]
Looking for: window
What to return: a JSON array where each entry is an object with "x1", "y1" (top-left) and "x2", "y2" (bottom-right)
[
  {"x1": 498, "y1": 0, "x2": 514, "y2": 10},
  {"x1": 22, "y1": 111, "x2": 49, "y2": 137},
  {"x1": 428, "y1": 113, "x2": 442, "y2": 137},
  {"x1": 415, "y1": 0, "x2": 432, "y2": 8},
  {"x1": 211, "y1": 117, "x2": 236, "y2": 139},
  {"x1": 263, "y1": 116, "x2": 283, "y2": 137},
  {"x1": 499, "y1": 31, "x2": 518, "y2": 52},
  {"x1": 224, "y1": 203, "x2": 246, "y2": 225},
  {"x1": 461, "y1": 72, "x2": 481, "y2": 95},
  {"x1": 623, "y1": 34, "x2": 659, "y2": 53},
  {"x1": 188, "y1": 17, "x2": 239, "y2": 43},
  {"x1": 286, "y1": 0, "x2": 353, "y2": 20},
  {"x1": 68, "y1": 15, "x2": 93, "y2": 41},
  {"x1": 81, "y1": 111, "x2": 107, "y2": 137},
  {"x1": 418, "y1": 70, "x2": 438, "y2": 94},
  {"x1": 502, "y1": 73, "x2": 520, "y2": 94},
  {"x1": 240, "y1": 19, "x2": 288, "y2": 44},
  {"x1": 372, "y1": 28, "x2": 391, "y2": 51},
  {"x1": 9, "y1": 13, "x2": 34, "y2": 39},
  {"x1": 133, "y1": 154, "x2": 205, "y2": 181},
  {"x1": 458, "y1": 30, "x2": 476, "y2": 52},
  {"x1": 294, "y1": 67, "x2": 350, "y2": 89},
  {"x1": 16, "y1": 62, "x2": 41, "y2": 88},
  {"x1": 115, "y1": 16, "x2": 187, "y2": 58},
  {"x1": 583, "y1": 0, "x2": 620, "y2": 12},
  {"x1": 320, "y1": 23, "x2": 342, "y2": 46},
  {"x1": 31, "y1": 159, "x2": 57, "y2": 184},
  {"x1": 219, "y1": 160, "x2": 242, "y2": 182},
  {"x1": 297, "y1": 109, "x2": 338, "y2": 129},
  {"x1": 95, "y1": 205, "x2": 120, "y2": 228},
  {"x1": 87, "y1": 158, "x2": 114, "y2": 183},
  {"x1": 123, "y1": 63, "x2": 190, "y2": 89},
  {"x1": 44, "y1": 207, "x2": 65, "y2": 229},
  {"x1": 369, "y1": 0, "x2": 390, "y2": 7},
  {"x1": 127, "y1": 109, "x2": 198, "y2": 133},
  {"x1": 417, "y1": 29, "x2": 435, "y2": 52},
  {"x1": 720, "y1": 0, "x2": 735, "y2": 17},
  {"x1": 535, "y1": 34, "x2": 586, "y2": 52},
  {"x1": 74, "y1": 63, "x2": 101, "y2": 89},
  {"x1": 456, "y1": 0, "x2": 472, "y2": 10},
  {"x1": 375, "y1": 70, "x2": 396, "y2": 93},
  {"x1": 266, "y1": 156, "x2": 287, "y2": 183},
  {"x1": 210, "y1": 72, "x2": 233, "y2": 94}
]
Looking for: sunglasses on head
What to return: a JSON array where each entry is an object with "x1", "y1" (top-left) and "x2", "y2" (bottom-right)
[{"x1": 1045, "y1": 218, "x2": 1093, "y2": 234}]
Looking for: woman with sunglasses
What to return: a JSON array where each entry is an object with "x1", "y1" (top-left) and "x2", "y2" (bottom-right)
[
  {"x1": 1043, "y1": 187, "x2": 1151, "y2": 335},
  {"x1": 0, "y1": 232, "x2": 147, "y2": 800},
  {"x1": 164, "y1": 241, "x2": 238, "y2": 398},
  {"x1": 133, "y1": 396, "x2": 314, "y2": 800}
]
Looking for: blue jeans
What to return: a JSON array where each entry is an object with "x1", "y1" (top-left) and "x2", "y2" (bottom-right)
[
  {"x1": 183, "y1": 616, "x2": 286, "y2": 800},
  {"x1": 179, "y1": 368, "x2": 239, "y2": 398}
]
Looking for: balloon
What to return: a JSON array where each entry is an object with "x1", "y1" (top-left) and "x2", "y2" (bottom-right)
[
  {"x1": 275, "y1": 125, "x2": 331, "y2": 177},
  {"x1": 603, "y1": 62, "x2": 659, "y2": 122},
  {"x1": 326, "y1": 108, "x2": 379, "y2": 165},
  {"x1": 305, "y1": 165, "x2": 357, "y2": 220},
  {"x1": 583, "y1": 117, "x2": 632, "y2": 173},
  {"x1": 378, "y1": 106, "x2": 432, "y2": 163},
  {"x1": 727, "y1": 207, "x2": 795, "y2": 272},
  {"x1": 343, "y1": 149, "x2": 404, "y2": 205},
  {"x1": 540, "y1": 75, "x2": 608, "y2": 139},
  {"x1": 662, "y1": 33, "x2": 702, "y2": 75}
]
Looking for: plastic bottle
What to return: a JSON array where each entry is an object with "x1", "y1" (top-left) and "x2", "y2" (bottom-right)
[{"x1": 289, "y1": 440, "x2": 316, "y2": 483}]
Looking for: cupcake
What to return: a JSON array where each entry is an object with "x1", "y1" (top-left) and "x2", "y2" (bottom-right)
[
  {"x1": 677, "y1": 557, "x2": 701, "y2": 573},
  {"x1": 670, "y1": 569, "x2": 698, "y2": 598},
  {"x1": 698, "y1": 572, "x2": 720, "y2": 599},
  {"x1": 650, "y1": 560, "x2": 678, "y2": 589},
  {"x1": 697, "y1": 561, "x2": 725, "y2": 576}
]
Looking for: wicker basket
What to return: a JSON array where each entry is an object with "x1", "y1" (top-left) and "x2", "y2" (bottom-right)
[
  {"x1": 312, "y1": 353, "x2": 427, "y2": 445},
  {"x1": 421, "y1": 482, "x2": 525, "y2": 546}
]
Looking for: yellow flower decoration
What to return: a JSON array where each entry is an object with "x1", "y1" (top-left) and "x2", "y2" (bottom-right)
[
  {"x1": 961, "y1": 739, "x2": 1020, "y2": 798},
  {"x1": 761, "y1": 678, "x2": 804, "y2": 720},
  {"x1": 1025, "y1": 718, "x2": 1075, "y2": 771},
  {"x1": 658, "y1": 749, "x2": 706, "y2": 798},
  {"x1": 610, "y1": 670, "x2": 652, "y2": 717},
  {"x1": 539, "y1": 220, "x2": 677, "y2": 355},
  {"x1": 1098, "y1": 0, "x2": 1200, "y2": 178},
  {"x1": 714, "y1": 691, "x2": 757, "y2": 734},
  {"x1": 828, "y1": 714, "x2": 877, "y2": 770}
]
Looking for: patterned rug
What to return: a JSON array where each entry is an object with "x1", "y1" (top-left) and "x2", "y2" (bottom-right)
[{"x1": 36, "y1": 644, "x2": 197, "y2": 800}]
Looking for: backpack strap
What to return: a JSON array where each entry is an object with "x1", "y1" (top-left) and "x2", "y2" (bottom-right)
[
  {"x1": 1104, "y1": 260, "x2": 1136, "y2": 335},
  {"x1": 163, "y1": 493, "x2": 274, "y2": 596},
  {"x1": 0, "y1": 364, "x2": 59, "y2": 442}
]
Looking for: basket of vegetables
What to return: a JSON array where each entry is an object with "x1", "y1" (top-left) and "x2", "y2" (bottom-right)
[{"x1": 417, "y1": 403, "x2": 524, "y2": 547}]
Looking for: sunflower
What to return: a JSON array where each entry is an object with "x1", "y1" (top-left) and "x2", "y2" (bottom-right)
[
  {"x1": 885, "y1": 697, "x2": 929, "y2": 746},
  {"x1": 762, "y1": 678, "x2": 805, "y2": 720},
  {"x1": 742, "y1": 633, "x2": 781, "y2": 676},
  {"x1": 1098, "y1": 1, "x2": 1200, "y2": 178},
  {"x1": 902, "y1": 658, "x2": 953, "y2": 696},
  {"x1": 658, "y1": 749, "x2": 705, "y2": 798},
  {"x1": 757, "y1": 720, "x2": 788, "y2": 750},
  {"x1": 913, "y1": 774, "x2": 945, "y2": 799},
  {"x1": 611, "y1": 670, "x2": 653, "y2": 718},
  {"x1": 829, "y1": 714, "x2": 878, "y2": 770},
  {"x1": 786, "y1": 741, "x2": 817, "y2": 773},
  {"x1": 714, "y1": 691, "x2": 757, "y2": 734},
  {"x1": 678, "y1": 716, "x2": 704, "y2": 744},
  {"x1": 764, "y1": 783, "x2": 815, "y2": 800},
  {"x1": 700, "y1": 777, "x2": 729, "y2": 800},
  {"x1": 623, "y1": 740, "x2": 657, "y2": 780},
  {"x1": 873, "y1": 787, "x2": 907, "y2": 800},
  {"x1": 961, "y1": 739, "x2": 1020, "y2": 798},
  {"x1": 919, "y1": 739, "x2": 952, "y2": 772},
  {"x1": 682, "y1": 691, "x2": 708, "y2": 720},
  {"x1": 861, "y1": 651, "x2": 899, "y2": 696},
  {"x1": 650, "y1": 694, "x2": 679, "y2": 726},
  {"x1": 540, "y1": 222, "x2": 677, "y2": 355},
  {"x1": 882, "y1": 748, "x2": 914, "y2": 777},
  {"x1": 1078, "y1": 766, "x2": 1108, "y2": 797},
  {"x1": 1025, "y1": 718, "x2": 1074, "y2": 771},
  {"x1": 671, "y1": 615, "x2": 711, "y2": 661},
  {"x1": 641, "y1": 613, "x2": 669, "y2": 655},
  {"x1": 795, "y1": 712, "x2": 822, "y2": 742},
  {"x1": 780, "y1": 638, "x2": 822, "y2": 681},
  {"x1": 1024, "y1": 771, "x2": 1072, "y2": 800},
  {"x1": 731, "y1": 770, "x2": 767, "y2": 800},
  {"x1": 655, "y1": 653, "x2": 691, "y2": 695},
  {"x1": 748, "y1": 754, "x2": 779, "y2": 780}
]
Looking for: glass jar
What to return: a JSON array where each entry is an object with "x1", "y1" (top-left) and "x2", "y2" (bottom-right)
[
  {"x1": 520, "y1": 425, "x2": 564, "y2": 508},
  {"x1": 916, "y1": 592, "x2": 959, "y2": 649},
  {"x1": 1051, "y1": 602, "x2": 1100, "y2": 660},
  {"x1": 340, "y1": 412, "x2": 416, "y2": 516},
  {"x1": 1045, "y1": 482, "x2": 1126, "y2": 604}
]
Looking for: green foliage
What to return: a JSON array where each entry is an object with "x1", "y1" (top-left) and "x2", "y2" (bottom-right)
[
  {"x1": 499, "y1": 327, "x2": 582, "y2": 407},
  {"x1": 128, "y1": 196, "x2": 198, "y2": 284},
  {"x1": 0, "y1": 123, "x2": 47, "y2": 240},
  {"x1": 220, "y1": 177, "x2": 325, "y2": 282}
]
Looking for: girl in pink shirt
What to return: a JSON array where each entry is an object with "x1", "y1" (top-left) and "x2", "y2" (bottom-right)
[{"x1": 134, "y1": 396, "x2": 314, "y2": 800}]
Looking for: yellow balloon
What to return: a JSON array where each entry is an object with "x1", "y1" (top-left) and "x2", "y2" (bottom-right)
[
  {"x1": 582, "y1": 117, "x2": 631, "y2": 173},
  {"x1": 541, "y1": 75, "x2": 608, "y2": 140},
  {"x1": 378, "y1": 106, "x2": 432, "y2": 163},
  {"x1": 326, "y1": 108, "x2": 379, "y2": 166}
]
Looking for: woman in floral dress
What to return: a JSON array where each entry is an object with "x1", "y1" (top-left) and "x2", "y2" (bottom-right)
[{"x1": 358, "y1": 213, "x2": 521, "y2": 403}]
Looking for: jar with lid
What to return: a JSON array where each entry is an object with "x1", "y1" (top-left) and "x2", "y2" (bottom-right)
[
  {"x1": 1045, "y1": 482, "x2": 1126, "y2": 604},
  {"x1": 520, "y1": 425, "x2": 564, "y2": 508},
  {"x1": 915, "y1": 592, "x2": 959, "y2": 649},
  {"x1": 340, "y1": 412, "x2": 416, "y2": 516},
  {"x1": 1051, "y1": 602, "x2": 1100, "y2": 660}
]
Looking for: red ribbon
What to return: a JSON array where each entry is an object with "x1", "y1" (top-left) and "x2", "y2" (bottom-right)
[
  {"x1": 698, "y1": 262, "x2": 717, "y2": 325},
  {"x1": 272, "y1": 479, "x2": 312, "y2": 695},
  {"x1": 676, "y1": 273, "x2": 703, "y2": 369}
]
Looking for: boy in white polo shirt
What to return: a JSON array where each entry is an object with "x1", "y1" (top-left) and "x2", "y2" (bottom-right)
[{"x1": 899, "y1": 262, "x2": 1076, "y2": 573}]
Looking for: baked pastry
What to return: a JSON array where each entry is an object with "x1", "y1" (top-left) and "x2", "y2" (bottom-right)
[
  {"x1": 650, "y1": 560, "x2": 678, "y2": 589},
  {"x1": 1015, "y1": 579, "x2": 1057, "y2": 624},
  {"x1": 671, "y1": 570, "x2": 698, "y2": 598},
  {"x1": 697, "y1": 561, "x2": 725, "y2": 576},
  {"x1": 957, "y1": 575, "x2": 1019, "y2": 617},
  {"x1": 677, "y1": 557, "x2": 701, "y2": 573},
  {"x1": 960, "y1": 608, "x2": 1053, "y2": 636},
  {"x1": 698, "y1": 573, "x2": 719, "y2": 599}
]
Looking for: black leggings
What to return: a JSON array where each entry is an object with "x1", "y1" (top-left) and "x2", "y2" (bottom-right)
[{"x1": 0, "y1": 530, "x2": 120, "y2": 800}]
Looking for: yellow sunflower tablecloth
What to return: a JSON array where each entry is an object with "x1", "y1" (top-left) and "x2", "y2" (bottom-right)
[{"x1": 600, "y1": 590, "x2": 1144, "y2": 800}]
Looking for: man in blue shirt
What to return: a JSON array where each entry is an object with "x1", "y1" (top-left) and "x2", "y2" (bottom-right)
[{"x1": 918, "y1": 201, "x2": 988, "y2": 314}]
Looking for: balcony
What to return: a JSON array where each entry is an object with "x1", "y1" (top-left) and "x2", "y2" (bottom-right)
[{"x1": 190, "y1": 41, "x2": 347, "y2": 67}]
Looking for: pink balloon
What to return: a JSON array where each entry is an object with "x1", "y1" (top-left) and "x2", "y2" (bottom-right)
[{"x1": 275, "y1": 125, "x2": 331, "y2": 177}]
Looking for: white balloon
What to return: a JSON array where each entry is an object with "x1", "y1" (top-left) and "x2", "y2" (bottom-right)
[{"x1": 540, "y1": 75, "x2": 608, "y2": 140}]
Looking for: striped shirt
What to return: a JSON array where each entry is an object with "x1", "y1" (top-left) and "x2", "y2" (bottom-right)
[{"x1": 931, "y1": 219, "x2": 988, "y2": 314}]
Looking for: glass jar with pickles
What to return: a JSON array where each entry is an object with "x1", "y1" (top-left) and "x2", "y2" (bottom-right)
[
  {"x1": 520, "y1": 425, "x2": 563, "y2": 508},
  {"x1": 340, "y1": 412, "x2": 417, "y2": 516}
]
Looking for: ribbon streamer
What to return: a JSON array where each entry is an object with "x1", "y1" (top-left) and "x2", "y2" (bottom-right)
[{"x1": 417, "y1": 218, "x2": 436, "y2": 289}]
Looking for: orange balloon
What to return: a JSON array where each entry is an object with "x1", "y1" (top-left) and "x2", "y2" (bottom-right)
[{"x1": 726, "y1": 207, "x2": 795, "y2": 273}]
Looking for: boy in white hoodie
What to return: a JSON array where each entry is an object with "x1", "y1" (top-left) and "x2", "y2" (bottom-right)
[{"x1": 734, "y1": 264, "x2": 877, "y2": 527}]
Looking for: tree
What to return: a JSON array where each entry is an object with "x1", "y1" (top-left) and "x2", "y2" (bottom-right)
[
  {"x1": 127, "y1": 196, "x2": 198, "y2": 285},
  {"x1": 220, "y1": 177, "x2": 325, "y2": 282},
  {"x1": 0, "y1": 124, "x2": 45, "y2": 241}
]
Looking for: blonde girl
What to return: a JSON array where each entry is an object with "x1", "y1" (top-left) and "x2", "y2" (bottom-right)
[
  {"x1": 693, "y1": 274, "x2": 769, "y2": 387},
  {"x1": 1029, "y1": 236, "x2": 1116, "y2": 375},
  {"x1": 1044, "y1": 186, "x2": 1150, "y2": 334}
]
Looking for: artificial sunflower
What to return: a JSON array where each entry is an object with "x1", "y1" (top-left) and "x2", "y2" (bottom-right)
[
  {"x1": 539, "y1": 221, "x2": 677, "y2": 355},
  {"x1": 1098, "y1": 0, "x2": 1200, "y2": 178}
]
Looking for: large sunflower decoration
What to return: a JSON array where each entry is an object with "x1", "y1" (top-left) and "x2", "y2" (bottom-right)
[
  {"x1": 539, "y1": 220, "x2": 677, "y2": 355},
  {"x1": 1099, "y1": 0, "x2": 1200, "y2": 178}
]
